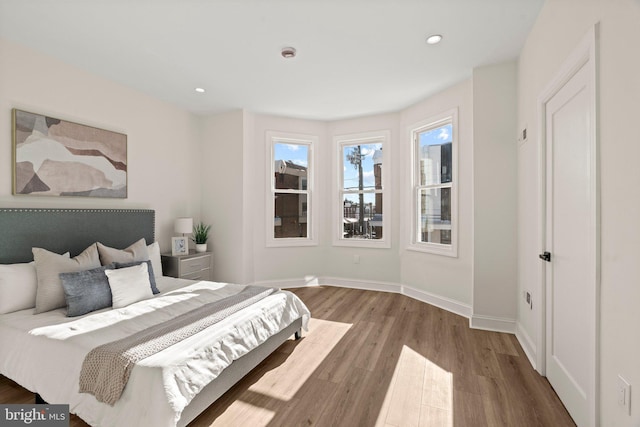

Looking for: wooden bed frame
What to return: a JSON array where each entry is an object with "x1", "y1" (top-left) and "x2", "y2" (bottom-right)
[{"x1": 0, "y1": 208, "x2": 302, "y2": 427}]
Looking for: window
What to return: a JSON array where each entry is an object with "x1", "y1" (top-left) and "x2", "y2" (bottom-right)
[
  {"x1": 334, "y1": 131, "x2": 390, "y2": 248},
  {"x1": 409, "y1": 110, "x2": 457, "y2": 256},
  {"x1": 267, "y1": 132, "x2": 317, "y2": 247}
]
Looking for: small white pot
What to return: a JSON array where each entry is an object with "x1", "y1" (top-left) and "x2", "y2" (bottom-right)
[{"x1": 195, "y1": 243, "x2": 207, "y2": 253}]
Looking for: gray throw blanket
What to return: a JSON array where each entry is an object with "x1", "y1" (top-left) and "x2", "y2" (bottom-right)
[{"x1": 79, "y1": 285, "x2": 277, "y2": 405}]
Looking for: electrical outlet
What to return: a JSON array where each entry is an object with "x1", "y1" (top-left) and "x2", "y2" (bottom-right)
[
  {"x1": 353, "y1": 254, "x2": 360, "y2": 264},
  {"x1": 618, "y1": 375, "x2": 631, "y2": 415},
  {"x1": 525, "y1": 292, "x2": 532, "y2": 309}
]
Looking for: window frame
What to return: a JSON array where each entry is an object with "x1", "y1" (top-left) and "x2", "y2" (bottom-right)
[
  {"x1": 408, "y1": 109, "x2": 458, "y2": 257},
  {"x1": 266, "y1": 131, "x2": 318, "y2": 248},
  {"x1": 333, "y1": 130, "x2": 391, "y2": 249}
]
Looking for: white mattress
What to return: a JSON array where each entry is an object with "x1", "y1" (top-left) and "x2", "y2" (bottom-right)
[{"x1": 0, "y1": 277, "x2": 310, "y2": 427}]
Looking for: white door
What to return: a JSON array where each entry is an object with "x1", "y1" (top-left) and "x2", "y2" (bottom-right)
[{"x1": 543, "y1": 59, "x2": 596, "y2": 427}]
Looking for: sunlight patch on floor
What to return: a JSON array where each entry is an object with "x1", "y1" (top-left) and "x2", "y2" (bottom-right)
[
  {"x1": 376, "y1": 345, "x2": 453, "y2": 427},
  {"x1": 248, "y1": 318, "x2": 352, "y2": 401}
]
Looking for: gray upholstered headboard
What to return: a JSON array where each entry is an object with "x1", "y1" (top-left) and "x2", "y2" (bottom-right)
[{"x1": 0, "y1": 208, "x2": 155, "y2": 264}]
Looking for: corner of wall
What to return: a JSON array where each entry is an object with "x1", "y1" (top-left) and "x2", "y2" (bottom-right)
[{"x1": 471, "y1": 61, "x2": 518, "y2": 324}]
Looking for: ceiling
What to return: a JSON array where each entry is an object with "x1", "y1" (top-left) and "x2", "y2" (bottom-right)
[{"x1": 0, "y1": 0, "x2": 544, "y2": 121}]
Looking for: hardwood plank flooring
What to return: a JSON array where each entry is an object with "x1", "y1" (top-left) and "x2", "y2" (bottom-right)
[{"x1": 0, "y1": 286, "x2": 575, "y2": 427}]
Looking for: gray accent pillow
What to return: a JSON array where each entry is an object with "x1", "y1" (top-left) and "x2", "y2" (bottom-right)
[
  {"x1": 60, "y1": 264, "x2": 115, "y2": 317},
  {"x1": 33, "y1": 244, "x2": 101, "y2": 314},
  {"x1": 114, "y1": 260, "x2": 159, "y2": 294},
  {"x1": 97, "y1": 238, "x2": 149, "y2": 265}
]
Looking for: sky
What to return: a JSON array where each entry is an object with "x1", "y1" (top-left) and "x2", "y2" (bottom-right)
[
  {"x1": 274, "y1": 141, "x2": 382, "y2": 190},
  {"x1": 342, "y1": 143, "x2": 381, "y2": 191},
  {"x1": 419, "y1": 123, "x2": 452, "y2": 149},
  {"x1": 274, "y1": 143, "x2": 308, "y2": 167}
]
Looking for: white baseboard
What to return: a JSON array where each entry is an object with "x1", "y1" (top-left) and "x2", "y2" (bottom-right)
[
  {"x1": 319, "y1": 278, "x2": 473, "y2": 319},
  {"x1": 260, "y1": 276, "x2": 473, "y2": 320},
  {"x1": 515, "y1": 322, "x2": 537, "y2": 370},
  {"x1": 470, "y1": 314, "x2": 516, "y2": 334},
  {"x1": 402, "y1": 285, "x2": 472, "y2": 318},
  {"x1": 318, "y1": 276, "x2": 399, "y2": 293},
  {"x1": 253, "y1": 277, "x2": 320, "y2": 288},
  {"x1": 253, "y1": 276, "x2": 525, "y2": 335}
]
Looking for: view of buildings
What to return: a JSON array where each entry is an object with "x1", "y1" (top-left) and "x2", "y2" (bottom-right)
[
  {"x1": 272, "y1": 128, "x2": 452, "y2": 245},
  {"x1": 418, "y1": 123, "x2": 453, "y2": 245},
  {"x1": 273, "y1": 158, "x2": 308, "y2": 238}
]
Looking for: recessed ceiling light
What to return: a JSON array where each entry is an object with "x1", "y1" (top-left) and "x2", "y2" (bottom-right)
[
  {"x1": 426, "y1": 34, "x2": 443, "y2": 45},
  {"x1": 281, "y1": 47, "x2": 297, "y2": 59},
  {"x1": 195, "y1": 87, "x2": 205, "y2": 93}
]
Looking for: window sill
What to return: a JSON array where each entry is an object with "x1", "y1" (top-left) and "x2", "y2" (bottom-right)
[
  {"x1": 333, "y1": 238, "x2": 391, "y2": 249},
  {"x1": 406, "y1": 242, "x2": 458, "y2": 258},
  {"x1": 266, "y1": 238, "x2": 318, "y2": 248}
]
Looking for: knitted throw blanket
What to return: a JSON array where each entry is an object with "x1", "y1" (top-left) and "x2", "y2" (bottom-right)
[{"x1": 79, "y1": 285, "x2": 277, "y2": 406}]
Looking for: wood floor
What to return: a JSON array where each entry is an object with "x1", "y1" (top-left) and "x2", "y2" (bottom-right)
[{"x1": 0, "y1": 286, "x2": 575, "y2": 426}]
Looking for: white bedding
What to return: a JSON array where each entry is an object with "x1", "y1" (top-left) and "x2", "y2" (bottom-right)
[{"x1": 0, "y1": 277, "x2": 310, "y2": 427}]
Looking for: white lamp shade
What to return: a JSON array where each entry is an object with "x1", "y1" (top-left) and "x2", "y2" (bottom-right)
[{"x1": 174, "y1": 217, "x2": 193, "y2": 234}]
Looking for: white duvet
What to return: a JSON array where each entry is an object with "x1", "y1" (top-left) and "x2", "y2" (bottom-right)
[{"x1": 0, "y1": 277, "x2": 310, "y2": 427}]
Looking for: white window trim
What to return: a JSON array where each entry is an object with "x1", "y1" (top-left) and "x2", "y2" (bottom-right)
[
  {"x1": 333, "y1": 130, "x2": 391, "y2": 249},
  {"x1": 266, "y1": 131, "x2": 318, "y2": 248},
  {"x1": 407, "y1": 109, "x2": 458, "y2": 257}
]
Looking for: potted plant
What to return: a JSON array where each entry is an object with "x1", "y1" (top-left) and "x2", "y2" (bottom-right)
[{"x1": 192, "y1": 222, "x2": 211, "y2": 253}]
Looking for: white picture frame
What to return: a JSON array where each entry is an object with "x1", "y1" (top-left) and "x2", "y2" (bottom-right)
[{"x1": 171, "y1": 236, "x2": 188, "y2": 256}]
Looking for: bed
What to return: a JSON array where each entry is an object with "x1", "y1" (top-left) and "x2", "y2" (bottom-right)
[{"x1": 0, "y1": 208, "x2": 310, "y2": 427}]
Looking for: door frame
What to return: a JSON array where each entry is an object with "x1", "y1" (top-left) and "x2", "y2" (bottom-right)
[{"x1": 536, "y1": 24, "x2": 600, "y2": 425}]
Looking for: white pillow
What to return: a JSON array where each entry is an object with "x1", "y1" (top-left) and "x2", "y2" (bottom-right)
[
  {"x1": 105, "y1": 263, "x2": 154, "y2": 309},
  {"x1": 97, "y1": 238, "x2": 149, "y2": 265},
  {"x1": 33, "y1": 245, "x2": 100, "y2": 314},
  {"x1": 0, "y1": 262, "x2": 37, "y2": 314},
  {"x1": 147, "y1": 242, "x2": 163, "y2": 279}
]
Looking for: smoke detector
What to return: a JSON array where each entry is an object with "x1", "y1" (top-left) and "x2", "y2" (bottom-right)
[{"x1": 281, "y1": 47, "x2": 297, "y2": 59}]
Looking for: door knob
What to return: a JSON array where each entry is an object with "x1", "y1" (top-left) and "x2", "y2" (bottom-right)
[{"x1": 539, "y1": 251, "x2": 551, "y2": 262}]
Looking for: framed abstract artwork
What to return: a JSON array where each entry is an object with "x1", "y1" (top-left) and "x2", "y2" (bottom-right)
[{"x1": 12, "y1": 109, "x2": 127, "y2": 198}]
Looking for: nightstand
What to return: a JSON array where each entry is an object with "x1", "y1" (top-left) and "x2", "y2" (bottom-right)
[{"x1": 161, "y1": 251, "x2": 212, "y2": 281}]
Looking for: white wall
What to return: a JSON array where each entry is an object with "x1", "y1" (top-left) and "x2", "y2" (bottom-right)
[
  {"x1": 219, "y1": 76, "x2": 515, "y2": 323},
  {"x1": 399, "y1": 80, "x2": 474, "y2": 306},
  {"x1": 200, "y1": 110, "x2": 247, "y2": 283},
  {"x1": 326, "y1": 113, "x2": 401, "y2": 284},
  {"x1": 517, "y1": 0, "x2": 640, "y2": 424},
  {"x1": 238, "y1": 80, "x2": 477, "y2": 312},
  {"x1": 0, "y1": 38, "x2": 202, "y2": 252},
  {"x1": 246, "y1": 112, "x2": 329, "y2": 285},
  {"x1": 241, "y1": 111, "x2": 256, "y2": 285},
  {"x1": 472, "y1": 61, "x2": 518, "y2": 331}
]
